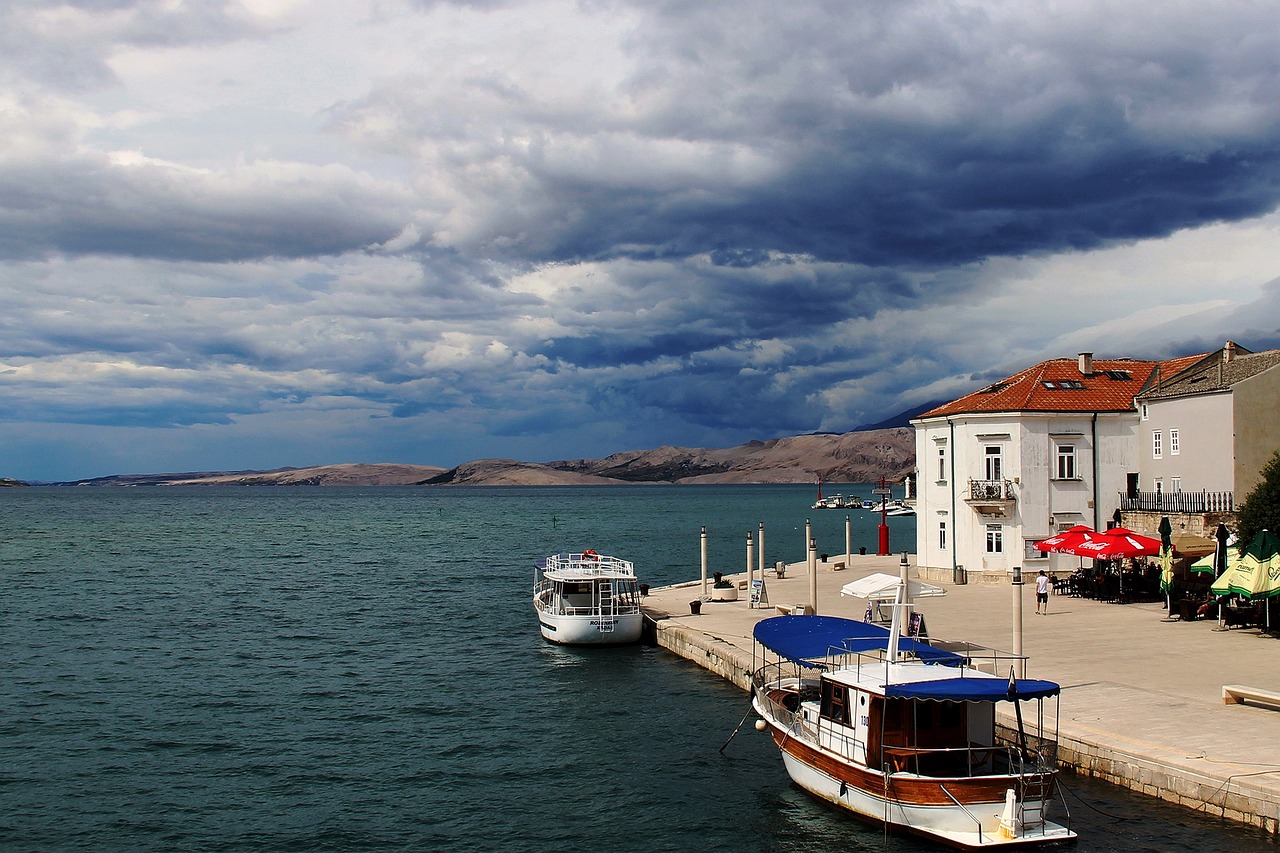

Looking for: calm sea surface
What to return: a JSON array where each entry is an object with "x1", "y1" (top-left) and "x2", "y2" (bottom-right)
[{"x1": 2, "y1": 485, "x2": 1273, "y2": 851}]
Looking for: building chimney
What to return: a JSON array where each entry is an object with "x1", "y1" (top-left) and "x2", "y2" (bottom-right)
[
  {"x1": 1224, "y1": 340, "x2": 1236, "y2": 363},
  {"x1": 1078, "y1": 352, "x2": 1094, "y2": 376}
]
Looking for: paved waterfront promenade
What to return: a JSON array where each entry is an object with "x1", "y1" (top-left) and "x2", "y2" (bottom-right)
[{"x1": 641, "y1": 553, "x2": 1280, "y2": 834}]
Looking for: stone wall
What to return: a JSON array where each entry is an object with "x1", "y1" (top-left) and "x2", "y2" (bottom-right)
[{"x1": 1123, "y1": 510, "x2": 1236, "y2": 538}]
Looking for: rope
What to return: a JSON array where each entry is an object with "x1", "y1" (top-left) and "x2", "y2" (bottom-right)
[
  {"x1": 719, "y1": 700, "x2": 755, "y2": 754},
  {"x1": 1055, "y1": 777, "x2": 1131, "y2": 821}
]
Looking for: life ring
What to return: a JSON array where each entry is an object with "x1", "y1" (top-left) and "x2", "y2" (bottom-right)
[{"x1": 582, "y1": 549, "x2": 599, "y2": 560}]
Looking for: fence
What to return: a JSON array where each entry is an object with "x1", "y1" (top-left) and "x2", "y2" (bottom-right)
[{"x1": 1118, "y1": 490, "x2": 1234, "y2": 514}]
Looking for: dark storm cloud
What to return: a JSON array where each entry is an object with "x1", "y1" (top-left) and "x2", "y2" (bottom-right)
[
  {"x1": 0, "y1": 157, "x2": 410, "y2": 262},
  {"x1": 371, "y1": 0, "x2": 1280, "y2": 275}
]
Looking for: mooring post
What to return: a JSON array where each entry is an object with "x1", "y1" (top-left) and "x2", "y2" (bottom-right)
[
  {"x1": 758, "y1": 521, "x2": 765, "y2": 581},
  {"x1": 808, "y1": 537, "x2": 818, "y2": 615},
  {"x1": 700, "y1": 526, "x2": 708, "y2": 596}
]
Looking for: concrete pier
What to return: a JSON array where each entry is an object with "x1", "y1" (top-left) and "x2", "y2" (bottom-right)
[{"x1": 641, "y1": 553, "x2": 1280, "y2": 835}]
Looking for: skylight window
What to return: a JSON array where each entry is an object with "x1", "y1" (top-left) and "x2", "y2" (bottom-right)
[
  {"x1": 1104, "y1": 370, "x2": 1132, "y2": 380},
  {"x1": 1057, "y1": 380, "x2": 1086, "y2": 390},
  {"x1": 983, "y1": 382, "x2": 1010, "y2": 393}
]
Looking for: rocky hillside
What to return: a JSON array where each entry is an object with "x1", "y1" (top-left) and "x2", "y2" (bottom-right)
[
  {"x1": 34, "y1": 427, "x2": 917, "y2": 487},
  {"x1": 419, "y1": 459, "x2": 634, "y2": 486},
  {"x1": 163, "y1": 463, "x2": 448, "y2": 486},
  {"x1": 548, "y1": 428, "x2": 914, "y2": 484},
  {"x1": 52, "y1": 463, "x2": 447, "y2": 487}
]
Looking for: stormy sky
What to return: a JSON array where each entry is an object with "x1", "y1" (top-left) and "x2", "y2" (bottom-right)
[{"x1": 3, "y1": 0, "x2": 1280, "y2": 481}]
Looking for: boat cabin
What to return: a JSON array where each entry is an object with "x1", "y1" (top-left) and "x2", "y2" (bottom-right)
[{"x1": 804, "y1": 672, "x2": 999, "y2": 777}]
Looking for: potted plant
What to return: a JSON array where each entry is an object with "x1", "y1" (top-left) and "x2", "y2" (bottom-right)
[{"x1": 712, "y1": 575, "x2": 739, "y2": 601}]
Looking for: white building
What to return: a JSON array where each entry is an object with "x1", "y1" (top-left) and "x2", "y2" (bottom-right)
[{"x1": 911, "y1": 352, "x2": 1203, "y2": 584}]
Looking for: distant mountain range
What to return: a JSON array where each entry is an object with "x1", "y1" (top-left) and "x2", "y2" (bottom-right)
[{"x1": 34, "y1": 426, "x2": 918, "y2": 487}]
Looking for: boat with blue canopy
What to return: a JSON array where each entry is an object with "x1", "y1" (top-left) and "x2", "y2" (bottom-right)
[{"x1": 749, "y1": 580, "x2": 1076, "y2": 849}]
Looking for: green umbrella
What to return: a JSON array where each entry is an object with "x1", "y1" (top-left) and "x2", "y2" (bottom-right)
[
  {"x1": 1192, "y1": 550, "x2": 1237, "y2": 574},
  {"x1": 1240, "y1": 529, "x2": 1280, "y2": 565},
  {"x1": 1158, "y1": 517, "x2": 1174, "y2": 607},
  {"x1": 1211, "y1": 530, "x2": 1280, "y2": 630}
]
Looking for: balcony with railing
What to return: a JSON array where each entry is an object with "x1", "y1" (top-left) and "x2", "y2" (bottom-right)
[
  {"x1": 966, "y1": 479, "x2": 1016, "y2": 515},
  {"x1": 1119, "y1": 490, "x2": 1234, "y2": 514}
]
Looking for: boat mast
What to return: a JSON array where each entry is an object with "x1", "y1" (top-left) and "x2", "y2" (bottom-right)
[
  {"x1": 1008, "y1": 667, "x2": 1029, "y2": 758},
  {"x1": 886, "y1": 580, "x2": 906, "y2": 663},
  {"x1": 885, "y1": 556, "x2": 914, "y2": 663}
]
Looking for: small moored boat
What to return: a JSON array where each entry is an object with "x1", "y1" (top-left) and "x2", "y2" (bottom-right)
[
  {"x1": 750, "y1": 582, "x2": 1075, "y2": 848},
  {"x1": 533, "y1": 551, "x2": 644, "y2": 645}
]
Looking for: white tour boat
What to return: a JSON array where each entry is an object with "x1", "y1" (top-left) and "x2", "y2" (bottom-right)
[
  {"x1": 533, "y1": 550, "x2": 644, "y2": 645},
  {"x1": 750, "y1": 583, "x2": 1075, "y2": 849}
]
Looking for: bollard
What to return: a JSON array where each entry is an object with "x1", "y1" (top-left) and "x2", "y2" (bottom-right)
[{"x1": 690, "y1": 600, "x2": 702, "y2": 615}]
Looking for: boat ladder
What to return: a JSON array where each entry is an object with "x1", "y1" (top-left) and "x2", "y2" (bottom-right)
[
  {"x1": 1019, "y1": 774, "x2": 1052, "y2": 833},
  {"x1": 598, "y1": 581, "x2": 616, "y2": 632}
]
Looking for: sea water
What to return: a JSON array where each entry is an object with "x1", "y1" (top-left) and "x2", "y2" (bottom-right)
[{"x1": 1, "y1": 485, "x2": 1273, "y2": 851}]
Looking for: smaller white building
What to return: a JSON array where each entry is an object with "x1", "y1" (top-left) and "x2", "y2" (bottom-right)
[{"x1": 1133, "y1": 341, "x2": 1280, "y2": 510}]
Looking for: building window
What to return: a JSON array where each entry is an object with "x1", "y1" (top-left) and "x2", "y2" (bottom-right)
[
  {"x1": 986, "y1": 524, "x2": 1003, "y2": 554},
  {"x1": 1171, "y1": 477, "x2": 1181, "y2": 493},
  {"x1": 1056, "y1": 444, "x2": 1076, "y2": 480},
  {"x1": 984, "y1": 446, "x2": 1003, "y2": 482},
  {"x1": 1152, "y1": 431, "x2": 1162, "y2": 459},
  {"x1": 1025, "y1": 540, "x2": 1048, "y2": 560},
  {"x1": 939, "y1": 521, "x2": 947, "y2": 550},
  {"x1": 1170, "y1": 429, "x2": 1180, "y2": 456},
  {"x1": 1141, "y1": 403, "x2": 1149, "y2": 421},
  {"x1": 938, "y1": 446, "x2": 947, "y2": 481}
]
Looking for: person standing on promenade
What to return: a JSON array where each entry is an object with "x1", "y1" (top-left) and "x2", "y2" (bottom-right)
[{"x1": 1036, "y1": 569, "x2": 1050, "y2": 615}]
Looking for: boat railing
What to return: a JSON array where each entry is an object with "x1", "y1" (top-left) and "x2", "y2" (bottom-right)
[
  {"x1": 936, "y1": 783, "x2": 986, "y2": 845},
  {"x1": 542, "y1": 553, "x2": 636, "y2": 577},
  {"x1": 532, "y1": 578, "x2": 643, "y2": 615},
  {"x1": 882, "y1": 743, "x2": 1032, "y2": 779},
  {"x1": 995, "y1": 730, "x2": 1059, "y2": 774}
]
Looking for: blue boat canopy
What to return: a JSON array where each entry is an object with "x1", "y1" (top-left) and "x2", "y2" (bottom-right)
[
  {"x1": 753, "y1": 615, "x2": 964, "y2": 667},
  {"x1": 885, "y1": 677, "x2": 1060, "y2": 702}
]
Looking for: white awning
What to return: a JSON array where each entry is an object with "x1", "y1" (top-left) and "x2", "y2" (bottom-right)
[{"x1": 839, "y1": 572, "x2": 947, "y2": 601}]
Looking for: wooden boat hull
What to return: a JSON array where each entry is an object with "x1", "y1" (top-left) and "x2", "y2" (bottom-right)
[{"x1": 765, "y1": 722, "x2": 1076, "y2": 849}]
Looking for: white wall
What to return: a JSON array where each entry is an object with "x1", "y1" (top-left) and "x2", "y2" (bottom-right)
[
  {"x1": 1141, "y1": 392, "x2": 1233, "y2": 493},
  {"x1": 915, "y1": 410, "x2": 1142, "y2": 582}
]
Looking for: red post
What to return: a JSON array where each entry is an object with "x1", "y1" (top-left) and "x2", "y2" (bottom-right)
[{"x1": 874, "y1": 477, "x2": 891, "y2": 555}]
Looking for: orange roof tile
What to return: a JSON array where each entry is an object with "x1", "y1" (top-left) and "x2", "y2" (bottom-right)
[{"x1": 917, "y1": 354, "x2": 1209, "y2": 419}]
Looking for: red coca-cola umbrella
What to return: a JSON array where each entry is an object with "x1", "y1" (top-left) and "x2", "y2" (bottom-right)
[
  {"x1": 1070, "y1": 527, "x2": 1161, "y2": 560},
  {"x1": 1033, "y1": 525, "x2": 1096, "y2": 553}
]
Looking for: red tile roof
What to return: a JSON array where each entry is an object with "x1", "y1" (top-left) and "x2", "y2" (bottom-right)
[{"x1": 918, "y1": 354, "x2": 1208, "y2": 419}]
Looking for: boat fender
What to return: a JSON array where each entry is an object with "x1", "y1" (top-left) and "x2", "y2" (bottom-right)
[
  {"x1": 582, "y1": 549, "x2": 599, "y2": 560},
  {"x1": 998, "y1": 788, "x2": 1019, "y2": 839}
]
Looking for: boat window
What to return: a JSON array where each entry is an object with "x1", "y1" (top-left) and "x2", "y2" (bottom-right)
[{"x1": 820, "y1": 680, "x2": 852, "y2": 726}]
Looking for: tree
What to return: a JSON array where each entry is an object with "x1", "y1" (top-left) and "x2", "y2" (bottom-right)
[{"x1": 1235, "y1": 449, "x2": 1280, "y2": 548}]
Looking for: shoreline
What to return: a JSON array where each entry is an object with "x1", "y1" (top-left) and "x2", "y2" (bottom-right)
[{"x1": 640, "y1": 553, "x2": 1280, "y2": 836}]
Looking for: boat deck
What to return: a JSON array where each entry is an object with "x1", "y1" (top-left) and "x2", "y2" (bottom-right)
[{"x1": 640, "y1": 553, "x2": 1280, "y2": 835}]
